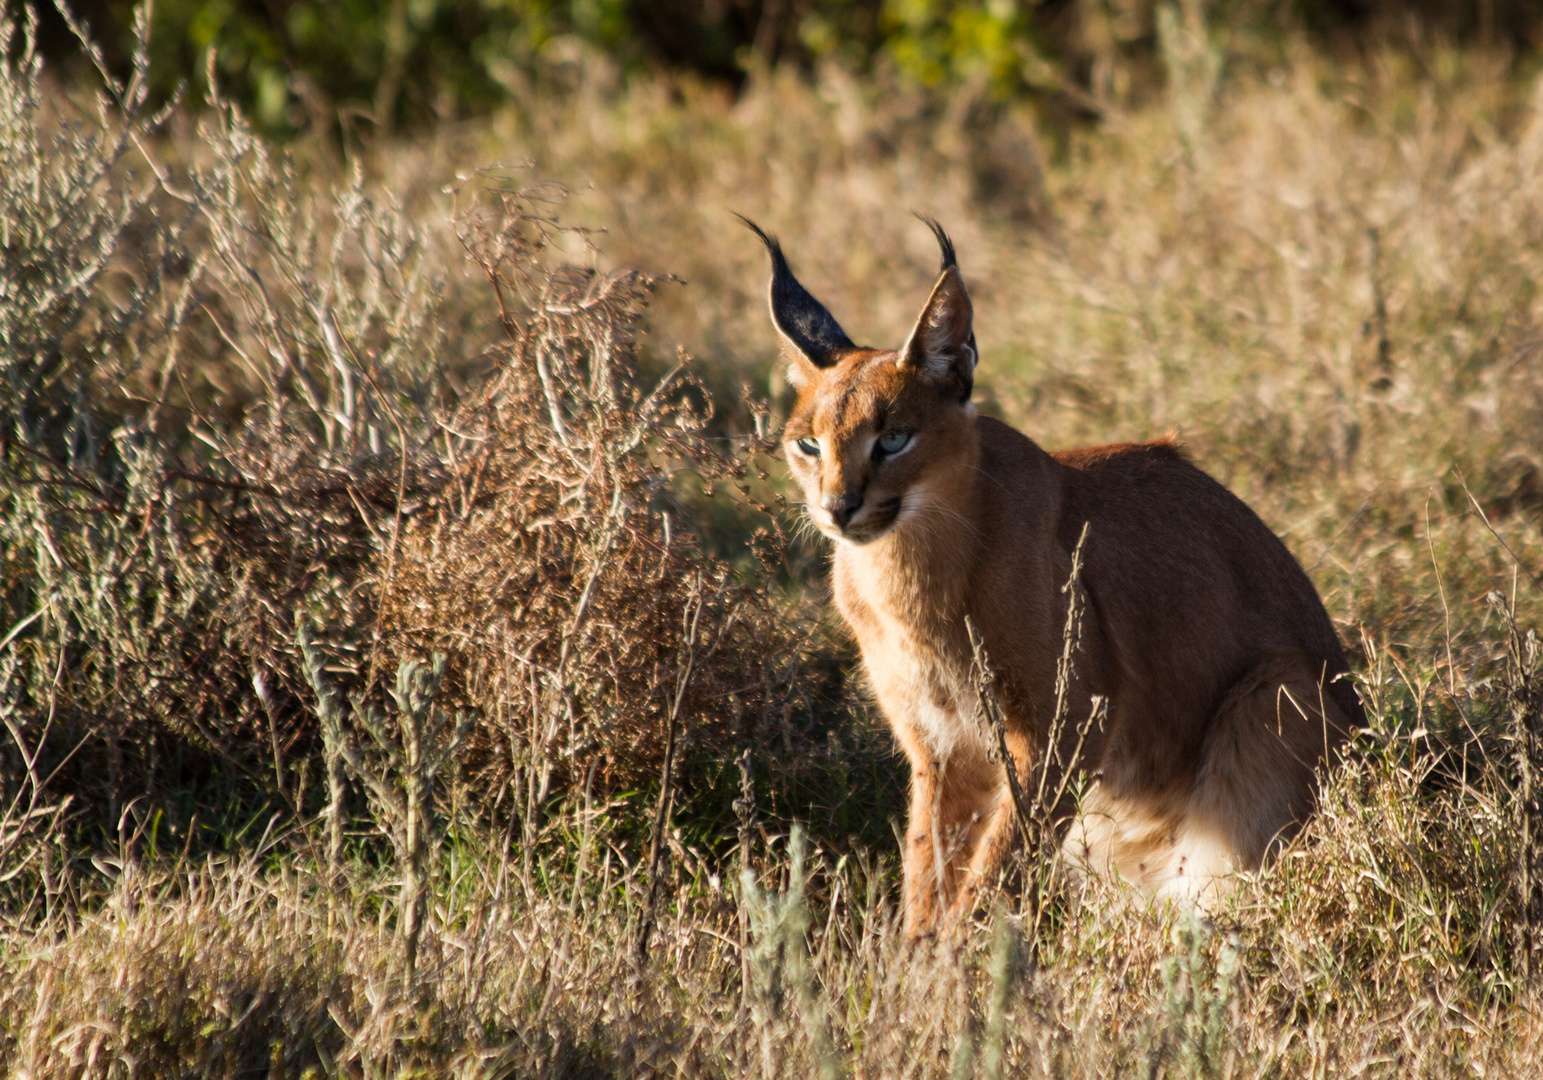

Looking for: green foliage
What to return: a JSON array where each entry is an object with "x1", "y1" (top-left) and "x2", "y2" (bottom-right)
[
  {"x1": 1151, "y1": 916, "x2": 1241, "y2": 1079},
  {"x1": 741, "y1": 824, "x2": 841, "y2": 1080},
  {"x1": 878, "y1": 0, "x2": 1054, "y2": 97},
  {"x1": 133, "y1": 0, "x2": 631, "y2": 131},
  {"x1": 43, "y1": 0, "x2": 1543, "y2": 139},
  {"x1": 301, "y1": 631, "x2": 472, "y2": 985}
]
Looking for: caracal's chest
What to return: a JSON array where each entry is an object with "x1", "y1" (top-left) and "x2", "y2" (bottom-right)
[{"x1": 834, "y1": 550, "x2": 988, "y2": 762}]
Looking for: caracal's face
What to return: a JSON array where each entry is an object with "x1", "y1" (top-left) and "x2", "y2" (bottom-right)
[
  {"x1": 744, "y1": 215, "x2": 978, "y2": 545},
  {"x1": 783, "y1": 349, "x2": 976, "y2": 545}
]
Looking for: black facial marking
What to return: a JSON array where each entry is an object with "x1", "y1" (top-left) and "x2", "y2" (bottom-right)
[{"x1": 871, "y1": 496, "x2": 904, "y2": 531}]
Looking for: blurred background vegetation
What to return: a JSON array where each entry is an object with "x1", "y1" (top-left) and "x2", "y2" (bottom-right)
[{"x1": 34, "y1": 0, "x2": 1543, "y2": 136}]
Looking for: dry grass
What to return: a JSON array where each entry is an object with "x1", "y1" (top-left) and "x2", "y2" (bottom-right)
[
  {"x1": 2, "y1": 687, "x2": 1541, "y2": 1078},
  {"x1": 4, "y1": 10, "x2": 1543, "y2": 1079}
]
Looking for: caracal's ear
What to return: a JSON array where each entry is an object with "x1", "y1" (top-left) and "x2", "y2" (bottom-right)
[
  {"x1": 899, "y1": 216, "x2": 977, "y2": 402},
  {"x1": 736, "y1": 214, "x2": 855, "y2": 387}
]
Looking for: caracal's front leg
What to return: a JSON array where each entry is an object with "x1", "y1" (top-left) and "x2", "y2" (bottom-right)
[
  {"x1": 901, "y1": 749, "x2": 948, "y2": 939},
  {"x1": 946, "y1": 728, "x2": 1034, "y2": 930},
  {"x1": 901, "y1": 742, "x2": 1008, "y2": 939}
]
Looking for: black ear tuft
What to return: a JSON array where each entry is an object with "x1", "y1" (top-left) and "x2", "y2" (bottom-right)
[
  {"x1": 736, "y1": 214, "x2": 855, "y2": 369},
  {"x1": 900, "y1": 216, "x2": 977, "y2": 401},
  {"x1": 906, "y1": 215, "x2": 976, "y2": 400},
  {"x1": 913, "y1": 213, "x2": 958, "y2": 272}
]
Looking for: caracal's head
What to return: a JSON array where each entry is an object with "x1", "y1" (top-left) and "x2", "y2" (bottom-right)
[{"x1": 741, "y1": 216, "x2": 981, "y2": 545}]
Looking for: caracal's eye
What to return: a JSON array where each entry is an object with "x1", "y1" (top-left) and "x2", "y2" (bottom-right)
[
  {"x1": 794, "y1": 437, "x2": 821, "y2": 458},
  {"x1": 876, "y1": 430, "x2": 912, "y2": 456}
]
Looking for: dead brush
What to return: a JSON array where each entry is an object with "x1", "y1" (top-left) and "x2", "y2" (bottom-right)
[
  {"x1": 1, "y1": 0, "x2": 828, "y2": 860},
  {"x1": 380, "y1": 176, "x2": 824, "y2": 854},
  {"x1": 1490, "y1": 590, "x2": 1543, "y2": 980}
]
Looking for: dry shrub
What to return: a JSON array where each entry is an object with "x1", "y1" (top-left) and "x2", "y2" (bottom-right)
[
  {"x1": 0, "y1": 6, "x2": 835, "y2": 860},
  {"x1": 382, "y1": 182, "x2": 818, "y2": 805}
]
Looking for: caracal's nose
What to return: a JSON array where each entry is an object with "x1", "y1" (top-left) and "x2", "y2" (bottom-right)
[{"x1": 823, "y1": 492, "x2": 863, "y2": 529}]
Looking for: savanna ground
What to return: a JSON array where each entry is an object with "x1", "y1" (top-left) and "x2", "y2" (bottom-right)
[{"x1": 4, "y1": 3, "x2": 1543, "y2": 1076}]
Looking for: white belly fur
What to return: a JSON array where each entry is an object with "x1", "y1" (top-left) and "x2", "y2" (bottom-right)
[{"x1": 1062, "y1": 783, "x2": 1238, "y2": 907}]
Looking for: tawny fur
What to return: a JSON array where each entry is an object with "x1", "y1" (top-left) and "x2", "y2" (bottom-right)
[{"x1": 754, "y1": 221, "x2": 1360, "y2": 938}]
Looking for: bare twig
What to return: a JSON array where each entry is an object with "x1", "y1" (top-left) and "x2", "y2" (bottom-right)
[
  {"x1": 968, "y1": 522, "x2": 1105, "y2": 948},
  {"x1": 639, "y1": 571, "x2": 708, "y2": 964},
  {"x1": 1490, "y1": 591, "x2": 1543, "y2": 983}
]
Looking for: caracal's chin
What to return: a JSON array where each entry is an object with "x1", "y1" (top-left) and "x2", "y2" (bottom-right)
[{"x1": 825, "y1": 523, "x2": 893, "y2": 545}]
